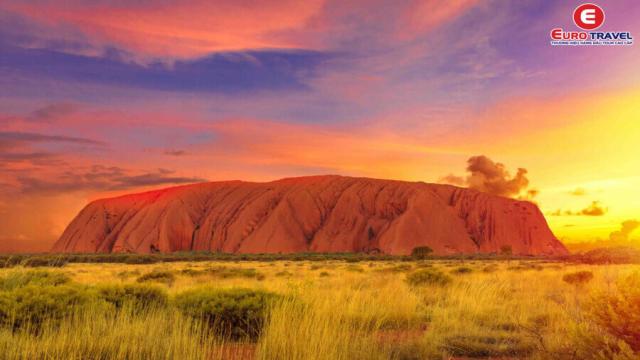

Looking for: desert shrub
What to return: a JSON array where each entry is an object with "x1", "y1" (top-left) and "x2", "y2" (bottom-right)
[
  {"x1": 482, "y1": 264, "x2": 499, "y2": 273},
  {"x1": 97, "y1": 284, "x2": 168, "y2": 311},
  {"x1": 0, "y1": 294, "x2": 12, "y2": 326},
  {"x1": 414, "y1": 262, "x2": 432, "y2": 269},
  {"x1": 274, "y1": 271, "x2": 292, "y2": 277},
  {"x1": 116, "y1": 270, "x2": 141, "y2": 280},
  {"x1": 451, "y1": 266, "x2": 473, "y2": 274},
  {"x1": 319, "y1": 272, "x2": 330, "y2": 277},
  {"x1": 395, "y1": 264, "x2": 413, "y2": 271},
  {"x1": 392, "y1": 264, "x2": 413, "y2": 272},
  {"x1": 179, "y1": 268, "x2": 206, "y2": 277},
  {"x1": 442, "y1": 334, "x2": 534, "y2": 358},
  {"x1": 587, "y1": 272, "x2": 640, "y2": 352},
  {"x1": 411, "y1": 246, "x2": 433, "y2": 260},
  {"x1": 174, "y1": 288, "x2": 280, "y2": 340},
  {"x1": 346, "y1": 265, "x2": 364, "y2": 273},
  {"x1": 136, "y1": 270, "x2": 176, "y2": 286},
  {"x1": 208, "y1": 267, "x2": 265, "y2": 281},
  {"x1": 0, "y1": 270, "x2": 71, "y2": 291},
  {"x1": 375, "y1": 264, "x2": 413, "y2": 273},
  {"x1": 309, "y1": 265, "x2": 322, "y2": 270},
  {"x1": 0, "y1": 285, "x2": 92, "y2": 332},
  {"x1": 568, "y1": 321, "x2": 636, "y2": 360},
  {"x1": 567, "y1": 247, "x2": 640, "y2": 265},
  {"x1": 17, "y1": 252, "x2": 408, "y2": 265},
  {"x1": 124, "y1": 255, "x2": 160, "y2": 264},
  {"x1": 508, "y1": 263, "x2": 543, "y2": 272},
  {"x1": 562, "y1": 271, "x2": 594, "y2": 285},
  {"x1": 180, "y1": 266, "x2": 267, "y2": 280},
  {"x1": 0, "y1": 255, "x2": 27, "y2": 269},
  {"x1": 20, "y1": 256, "x2": 68, "y2": 268},
  {"x1": 406, "y1": 269, "x2": 451, "y2": 287}
]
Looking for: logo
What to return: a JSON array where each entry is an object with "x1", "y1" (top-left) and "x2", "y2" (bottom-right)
[
  {"x1": 573, "y1": 3, "x2": 604, "y2": 30},
  {"x1": 550, "y1": 3, "x2": 632, "y2": 46}
]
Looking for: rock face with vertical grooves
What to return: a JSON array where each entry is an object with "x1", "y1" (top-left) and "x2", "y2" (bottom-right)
[{"x1": 51, "y1": 175, "x2": 567, "y2": 255}]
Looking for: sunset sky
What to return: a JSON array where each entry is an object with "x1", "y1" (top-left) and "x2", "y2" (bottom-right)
[{"x1": 1, "y1": 0, "x2": 639, "y2": 252}]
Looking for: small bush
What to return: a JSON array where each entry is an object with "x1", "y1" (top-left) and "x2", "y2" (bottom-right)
[
  {"x1": 346, "y1": 265, "x2": 364, "y2": 273},
  {"x1": 569, "y1": 321, "x2": 636, "y2": 360},
  {"x1": 411, "y1": 246, "x2": 433, "y2": 260},
  {"x1": 562, "y1": 271, "x2": 594, "y2": 286},
  {"x1": 451, "y1": 266, "x2": 473, "y2": 274},
  {"x1": 0, "y1": 270, "x2": 71, "y2": 291},
  {"x1": 274, "y1": 271, "x2": 292, "y2": 277},
  {"x1": 208, "y1": 267, "x2": 265, "y2": 281},
  {"x1": 482, "y1": 264, "x2": 499, "y2": 273},
  {"x1": 414, "y1": 262, "x2": 432, "y2": 269},
  {"x1": 0, "y1": 285, "x2": 92, "y2": 332},
  {"x1": 567, "y1": 247, "x2": 640, "y2": 265},
  {"x1": 124, "y1": 255, "x2": 160, "y2": 264},
  {"x1": 508, "y1": 263, "x2": 543, "y2": 272},
  {"x1": 181, "y1": 266, "x2": 266, "y2": 280},
  {"x1": 180, "y1": 268, "x2": 204, "y2": 277},
  {"x1": 0, "y1": 255, "x2": 26, "y2": 269},
  {"x1": 136, "y1": 270, "x2": 176, "y2": 286},
  {"x1": 389, "y1": 264, "x2": 413, "y2": 272},
  {"x1": 20, "y1": 256, "x2": 68, "y2": 268},
  {"x1": 0, "y1": 294, "x2": 12, "y2": 326},
  {"x1": 442, "y1": 334, "x2": 534, "y2": 357},
  {"x1": 319, "y1": 272, "x2": 330, "y2": 277},
  {"x1": 406, "y1": 269, "x2": 451, "y2": 287},
  {"x1": 174, "y1": 288, "x2": 280, "y2": 340},
  {"x1": 97, "y1": 284, "x2": 168, "y2": 311},
  {"x1": 116, "y1": 270, "x2": 141, "y2": 280},
  {"x1": 587, "y1": 272, "x2": 640, "y2": 351}
]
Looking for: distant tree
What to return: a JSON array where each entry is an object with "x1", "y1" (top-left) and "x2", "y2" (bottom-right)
[
  {"x1": 500, "y1": 245, "x2": 513, "y2": 256},
  {"x1": 411, "y1": 246, "x2": 433, "y2": 259}
]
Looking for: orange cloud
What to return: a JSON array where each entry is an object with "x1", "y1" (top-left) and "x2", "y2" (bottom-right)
[
  {"x1": 549, "y1": 201, "x2": 608, "y2": 217},
  {"x1": 439, "y1": 155, "x2": 532, "y2": 198},
  {"x1": 610, "y1": 220, "x2": 640, "y2": 242},
  {"x1": 579, "y1": 201, "x2": 608, "y2": 216}
]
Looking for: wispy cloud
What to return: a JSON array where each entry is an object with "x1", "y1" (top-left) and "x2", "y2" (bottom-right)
[
  {"x1": 0, "y1": 131, "x2": 105, "y2": 146},
  {"x1": 17, "y1": 166, "x2": 205, "y2": 195},
  {"x1": 27, "y1": 103, "x2": 76, "y2": 122}
]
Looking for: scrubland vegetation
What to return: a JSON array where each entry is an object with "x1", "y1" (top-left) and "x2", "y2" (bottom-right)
[{"x1": 0, "y1": 253, "x2": 639, "y2": 359}]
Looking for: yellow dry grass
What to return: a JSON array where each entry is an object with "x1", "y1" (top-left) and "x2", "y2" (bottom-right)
[{"x1": 0, "y1": 259, "x2": 638, "y2": 359}]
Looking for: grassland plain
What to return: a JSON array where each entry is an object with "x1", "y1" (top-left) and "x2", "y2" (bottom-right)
[{"x1": 0, "y1": 257, "x2": 638, "y2": 360}]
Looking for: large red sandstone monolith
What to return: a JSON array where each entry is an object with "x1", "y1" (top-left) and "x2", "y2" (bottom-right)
[{"x1": 52, "y1": 175, "x2": 567, "y2": 256}]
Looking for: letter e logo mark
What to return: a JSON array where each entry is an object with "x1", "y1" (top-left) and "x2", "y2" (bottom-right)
[{"x1": 573, "y1": 3, "x2": 605, "y2": 30}]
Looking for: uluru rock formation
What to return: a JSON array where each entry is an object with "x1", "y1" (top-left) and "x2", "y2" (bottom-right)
[{"x1": 52, "y1": 175, "x2": 568, "y2": 255}]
